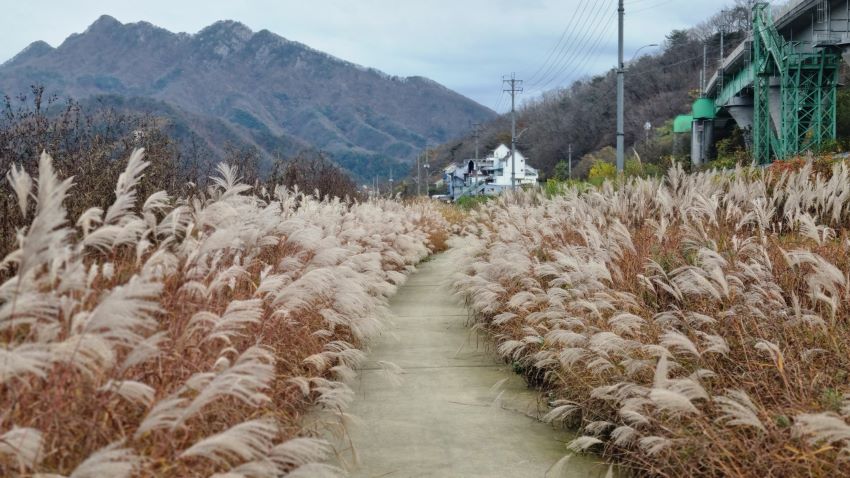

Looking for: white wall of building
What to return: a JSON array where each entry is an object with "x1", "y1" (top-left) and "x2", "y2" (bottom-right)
[{"x1": 490, "y1": 144, "x2": 537, "y2": 186}]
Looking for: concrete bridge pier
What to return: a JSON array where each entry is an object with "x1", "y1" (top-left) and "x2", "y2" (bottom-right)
[
  {"x1": 691, "y1": 120, "x2": 713, "y2": 167},
  {"x1": 725, "y1": 95, "x2": 754, "y2": 131},
  {"x1": 690, "y1": 98, "x2": 716, "y2": 167},
  {"x1": 725, "y1": 95, "x2": 755, "y2": 150}
]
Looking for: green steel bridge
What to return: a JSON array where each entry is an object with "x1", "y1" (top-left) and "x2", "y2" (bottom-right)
[{"x1": 683, "y1": 1, "x2": 850, "y2": 164}]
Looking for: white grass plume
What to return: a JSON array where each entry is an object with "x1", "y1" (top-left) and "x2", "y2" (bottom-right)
[
  {"x1": 72, "y1": 275, "x2": 161, "y2": 346},
  {"x1": 794, "y1": 413, "x2": 850, "y2": 449},
  {"x1": 0, "y1": 344, "x2": 52, "y2": 384},
  {"x1": 11, "y1": 152, "x2": 74, "y2": 280},
  {"x1": 638, "y1": 436, "x2": 671, "y2": 456},
  {"x1": 177, "y1": 346, "x2": 275, "y2": 424},
  {"x1": 542, "y1": 400, "x2": 581, "y2": 424},
  {"x1": 376, "y1": 360, "x2": 404, "y2": 387},
  {"x1": 566, "y1": 435, "x2": 603, "y2": 453},
  {"x1": 270, "y1": 437, "x2": 332, "y2": 469},
  {"x1": 754, "y1": 340, "x2": 785, "y2": 373},
  {"x1": 649, "y1": 388, "x2": 700, "y2": 415},
  {"x1": 179, "y1": 418, "x2": 278, "y2": 466},
  {"x1": 135, "y1": 397, "x2": 188, "y2": 437},
  {"x1": 67, "y1": 443, "x2": 141, "y2": 478},
  {"x1": 0, "y1": 149, "x2": 447, "y2": 478},
  {"x1": 104, "y1": 149, "x2": 148, "y2": 224},
  {"x1": 0, "y1": 426, "x2": 43, "y2": 469},
  {"x1": 6, "y1": 164, "x2": 32, "y2": 216},
  {"x1": 99, "y1": 380, "x2": 156, "y2": 408},
  {"x1": 714, "y1": 389, "x2": 765, "y2": 432}
]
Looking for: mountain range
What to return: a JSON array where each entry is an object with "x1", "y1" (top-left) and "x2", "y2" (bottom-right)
[{"x1": 0, "y1": 15, "x2": 495, "y2": 181}]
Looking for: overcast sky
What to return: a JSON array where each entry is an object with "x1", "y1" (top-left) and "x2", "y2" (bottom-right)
[{"x1": 2, "y1": 1, "x2": 739, "y2": 112}]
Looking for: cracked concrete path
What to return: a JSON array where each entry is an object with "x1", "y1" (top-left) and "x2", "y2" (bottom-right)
[{"x1": 340, "y1": 253, "x2": 608, "y2": 478}]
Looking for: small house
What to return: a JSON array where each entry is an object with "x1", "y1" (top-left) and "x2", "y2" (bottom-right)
[{"x1": 444, "y1": 144, "x2": 539, "y2": 201}]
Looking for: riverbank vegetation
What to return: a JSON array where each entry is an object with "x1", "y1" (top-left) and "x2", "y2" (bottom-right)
[
  {"x1": 0, "y1": 149, "x2": 447, "y2": 476},
  {"x1": 451, "y1": 160, "x2": 850, "y2": 476}
]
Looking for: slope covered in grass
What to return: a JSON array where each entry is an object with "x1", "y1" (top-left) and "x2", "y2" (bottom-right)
[
  {"x1": 451, "y1": 163, "x2": 850, "y2": 476},
  {"x1": 0, "y1": 149, "x2": 447, "y2": 477}
]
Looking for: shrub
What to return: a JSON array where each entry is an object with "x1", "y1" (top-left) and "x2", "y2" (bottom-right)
[
  {"x1": 588, "y1": 160, "x2": 617, "y2": 185},
  {"x1": 0, "y1": 87, "x2": 190, "y2": 264},
  {"x1": 268, "y1": 149, "x2": 360, "y2": 200},
  {"x1": 456, "y1": 194, "x2": 491, "y2": 210},
  {"x1": 553, "y1": 160, "x2": 571, "y2": 181}
]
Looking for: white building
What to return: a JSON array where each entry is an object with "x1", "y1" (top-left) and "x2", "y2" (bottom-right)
[
  {"x1": 445, "y1": 144, "x2": 539, "y2": 201},
  {"x1": 486, "y1": 144, "x2": 537, "y2": 186}
]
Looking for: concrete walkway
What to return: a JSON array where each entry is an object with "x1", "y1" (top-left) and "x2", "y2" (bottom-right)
[{"x1": 341, "y1": 254, "x2": 607, "y2": 478}]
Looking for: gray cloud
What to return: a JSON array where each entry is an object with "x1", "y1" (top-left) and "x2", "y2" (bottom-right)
[{"x1": 2, "y1": 0, "x2": 729, "y2": 111}]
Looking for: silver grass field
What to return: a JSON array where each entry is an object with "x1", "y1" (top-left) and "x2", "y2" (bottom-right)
[
  {"x1": 0, "y1": 149, "x2": 447, "y2": 477},
  {"x1": 451, "y1": 163, "x2": 850, "y2": 476}
]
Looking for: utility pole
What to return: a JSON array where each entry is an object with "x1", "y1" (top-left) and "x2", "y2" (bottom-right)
[
  {"x1": 423, "y1": 152, "x2": 430, "y2": 198},
  {"x1": 719, "y1": 20, "x2": 725, "y2": 91},
  {"x1": 568, "y1": 143, "x2": 573, "y2": 180},
  {"x1": 616, "y1": 0, "x2": 625, "y2": 173},
  {"x1": 416, "y1": 152, "x2": 421, "y2": 197},
  {"x1": 702, "y1": 43, "x2": 708, "y2": 94},
  {"x1": 471, "y1": 122, "x2": 482, "y2": 160},
  {"x1": 503, "y1": 74, "x2": 523, "y2": 190}
]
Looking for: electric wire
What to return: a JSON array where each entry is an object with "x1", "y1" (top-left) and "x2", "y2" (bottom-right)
[
  {"x1": 528, "y1": 5, "x2": 614, "y2": 95},
  {"x1": 527, "y1": 0, "x2": 696, "y2": 99},
  {"x1": 544, "y1": 11, "x2": 618, "y2": 94},
  {"x1": 526, "y1": 0, "x2": 609, "y2": 90},
  {"x1": 524, "y1": 0, "x2": 595, "y2": 85},
  {"x1": 629, "y1": 0, "x2": 676, "y2": 14},
  {"x1": 526, "y1": 0, "x2": 611, "y2": 93}
]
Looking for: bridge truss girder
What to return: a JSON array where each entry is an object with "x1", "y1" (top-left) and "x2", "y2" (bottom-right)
[
  {"x1": 750, "y1": 2, "x2": 841, "y2": 164},
  {"x1": 781, "y1": 55, "x2": 839, "y2": 156}
]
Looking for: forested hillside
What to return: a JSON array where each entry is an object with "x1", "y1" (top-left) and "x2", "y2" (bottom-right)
[{"x1": 424, "y1": 1, "x2": 850, "y2": 182}]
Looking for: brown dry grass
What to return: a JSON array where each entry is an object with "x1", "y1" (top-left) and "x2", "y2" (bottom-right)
[
  {"x1": 451, "y1": 163, "x2": 850, "y2": 477},
  {"x1": 0, "y1": 151, "x2": 449, "y2": 476}
]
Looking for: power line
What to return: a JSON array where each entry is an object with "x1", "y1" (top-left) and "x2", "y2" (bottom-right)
[
  {"x1": 491, "y1": 89, "x2": 506, "y2": 113},
  {"x1": 528, "y1": 7, "x2": 615, "y2": 96},
  {"x1": 526, "y1": 1, "x2": 612, "y2": 94},
  {"x1": 527, "y1": 0, "x2": 609, "y2": 90},
  {"x1": 629, "y1": 0, "x2": 675, "y2": 14},
  {"x1": 541, "y1": 12, "x2": 618, "y2": 94},
  {"x1": 525, "y1": 0, "x2": 679, "y2": 100}
]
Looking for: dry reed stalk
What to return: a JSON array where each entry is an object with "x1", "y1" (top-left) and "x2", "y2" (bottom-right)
[
  {"x1": 0, "y1": 149, "x2": 448, "y2": 477},
  {"x1": 451, "y1": 162, "x2": 850, "y2": 477}
]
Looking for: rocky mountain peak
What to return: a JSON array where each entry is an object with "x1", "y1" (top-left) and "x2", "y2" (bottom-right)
[
  {"x1": 3, "y1": 40, "x2": 54, "y2": 67},
  {"x1": 85, "y1": 14, "x2": 123, "y2": 33},
  {"x1": 197, "y1": 20, "x2": 252, "y2": 41},
  {"x1": 194, "y1": 20, "x2": 254, "y2": 57}
]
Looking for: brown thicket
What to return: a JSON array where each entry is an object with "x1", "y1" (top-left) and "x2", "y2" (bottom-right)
[
  {"x1": 268, "y1": 150, "x2": 360, "y2": 201},
  {"x1": 0, "y1": 87, "x2": 187, "y2": 261},
  {"x1": 1, "y1": 87, "x2": 368, "y2": 263}
]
